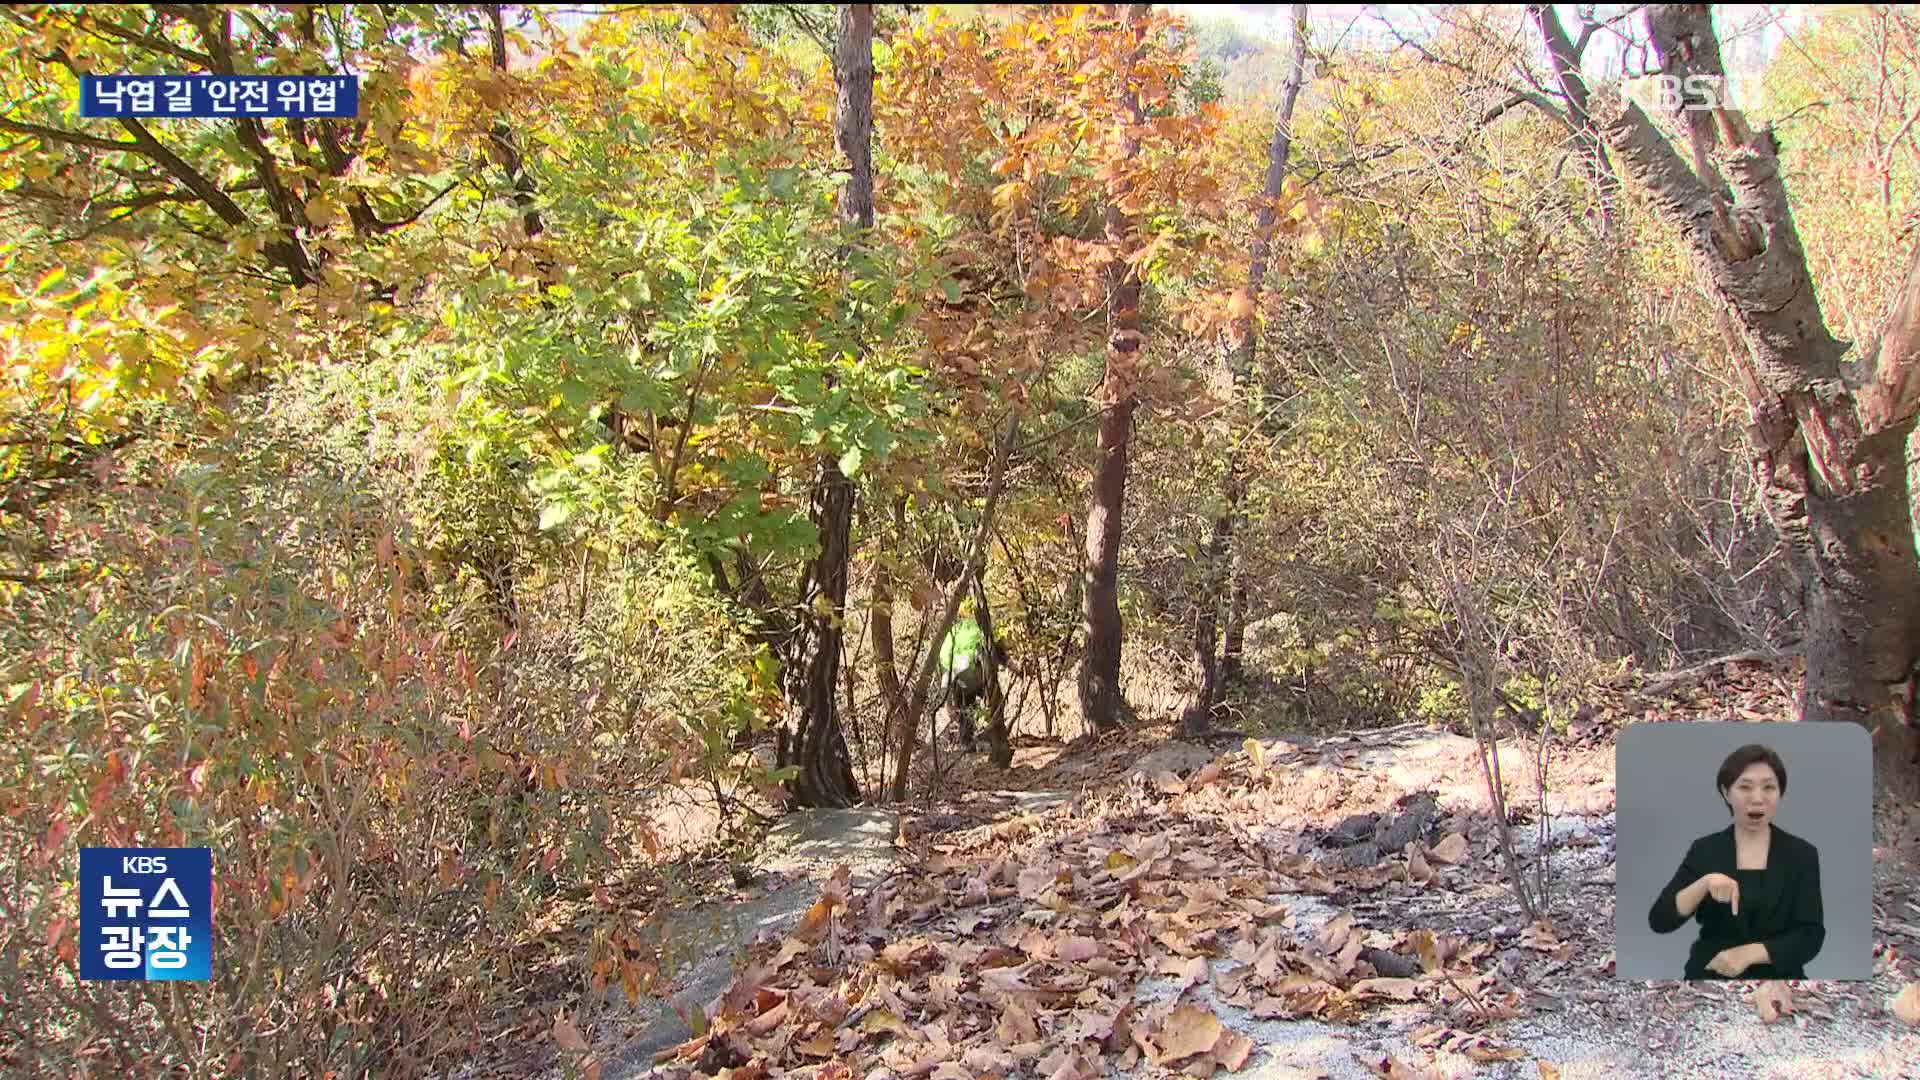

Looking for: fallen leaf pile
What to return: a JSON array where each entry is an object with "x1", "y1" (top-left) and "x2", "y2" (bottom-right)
[{"x1": 649, "y1": 747, "x2": 1535, "y2": 1078}]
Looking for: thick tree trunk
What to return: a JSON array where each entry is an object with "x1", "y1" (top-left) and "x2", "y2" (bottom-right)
[
  {"x1": 1604, "y1": 5, "x2": 1920, "y2": 805},
  {"x1": 830, "y1": 4, "x2": 875, "y2": 230},
  {"x1": 1177, "y1": 4, "x2": 1309, "y2": 737},
  {"x1": 1080, "y1": 392, "x2": 1135, "y2": 733},
  {"x1": 1077, "y1": 3, "x2": 1152, "y2": 734},
  {"x1": 778, "y1": 4, "x2": 874, "y2": 809},
  {"x1": 780, "y1": 457, "x2": 861, "y2": 807},
  {"x1": 1803, "y1": 427, "x2": 1920, "y2": 799}
]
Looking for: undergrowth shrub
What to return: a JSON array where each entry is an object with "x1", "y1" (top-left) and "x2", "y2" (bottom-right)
[{"x1": 0, "y1": 393, "x2": 767, "y2": 1076}]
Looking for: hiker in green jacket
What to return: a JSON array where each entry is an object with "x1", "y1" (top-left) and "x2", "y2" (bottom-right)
[{"x1": 937, "y1": 614, "x2": 1006, "y2": 751}]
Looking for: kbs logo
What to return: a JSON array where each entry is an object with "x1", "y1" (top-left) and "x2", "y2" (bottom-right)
[
  {"x1": 1643, "y1": 73, "x2": 1763, "y2": 113},
  {"x1": 79, "y1": 848, "x2": 212, "y2": 981}
]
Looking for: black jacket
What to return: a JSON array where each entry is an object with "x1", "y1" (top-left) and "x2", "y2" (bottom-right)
[{"x1": 1648, "y1": 823, "x2": 1824, "y2": 980}]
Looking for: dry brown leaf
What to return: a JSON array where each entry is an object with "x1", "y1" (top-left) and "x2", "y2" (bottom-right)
[
  {"x1": 1411, "y1": 1024, "x2": 1523, "y2": 1062},
  {"x1": 552, "y1": 1012, "x2": 590, "y2": 1054},
  {"x1": 1248, "y1": 995, "x2": 1294, "y2": 1020},
  {"x1": 1335, "y1": 934, "x2": 1366, "y2": 977},
  {"x1": 861, "y1": 1008, "x2": 918, "y2": 1039},
  {"x1": 1752, "y1": 982, "x2": 1793, "y2": 1025},
  {"x1": 1891, "y1": 983, "x2": 1920, "y2": 1026},
  {"x1": 1212, "y1": 1029, "x2": 1255, "y2": 1071},
  {"x1": 744, "y1": 1000, "x2": 789, "y2": 1036},
  {"x1": 1017, "y1": 864, "x2": 1056, "y2": 898},
  {"x1": 991, "y1": 814, "x2": 1040, "y2": 841},
  {"x1": 1350, "y1": 977, "x2": 1421, "y2": 1002},
  {"x1": 997, "y1": 997, "x2": 1042, "y2": 1044},
  {"x1": 1157, "y1": 929, "x2": 1209, "y2": 957},
  {"x1": 981, "y1": 961, "x2": 1038, "y2": 993},
  {"x1": 1173, "y1": 954, "x2": 1210, "y2": 991},
  {"x1": 1152, "y1": 1004, "x2": 1225, "y2": 1065},
  {"x1": 1244, "y1": 738, "x2": 1266, "y2": 776},
  {"x1": 772, "y1": 936, "x2": 812, "y2": 970},
  {"x1": 1538, "y1": 1062, "x2": 1562, "y2": 1080},
  {"x1": 718, "y1": 963, "x2": 775, "y2": 1017},
  {"x1": 1193, "y1": 760, "x2": 1226, "y2": 788},
  {"x1": 1519, "y1": 920, "x2": 1561, "y2": 951},
  {"x1": 794, "y1": 1031, "x2": 837, "y2": 1058},
  {"x1": 1314, "y1": 912, "x2": 1355, "y2": 955},
  {"x1": 1358, "y1": 1051, "x2": 1438, "y2": 1079},
  {"x1": 1427, "y1": 833, "x2": 1469, "y2": 864},
  {"x1": 795, "y1": 895, "x2": 840, "y2": 944},
  {"x1": 1409, "y1": 929, "x2": 1441, "y2": 972},
  {"x1": 1155, "y1": 770, "x2": 1189, "y2": 794},
  {"x1": 1041, "y1": 1050, "x2": 1102, "y2": 1080},
  {"x1": 1057, "y1": 935, "x2": 1101, "y2": 962},
  {"x1": 1406, "y1": 845, "x2": 1432, "y2": 885}
]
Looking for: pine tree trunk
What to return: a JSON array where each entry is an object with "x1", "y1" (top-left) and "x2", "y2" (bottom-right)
[
  {"x1": 1604, "y1": 4, "x2": 1920, "y2": 806},
  {"x1": 1077, "y1": 3, "x2": 1151, "y2": 734},
  {"x1": 1177, "y1": 4, "x2": 1310, "y2": 736}
]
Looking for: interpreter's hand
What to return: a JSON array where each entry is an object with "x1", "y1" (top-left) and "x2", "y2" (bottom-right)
[
  {"x1": 1696, "y1": 872, "x2": 1740, "y2": 914},
  {"x1": 1707, "y1": 944, "x2": 1761, "y2": 978}
]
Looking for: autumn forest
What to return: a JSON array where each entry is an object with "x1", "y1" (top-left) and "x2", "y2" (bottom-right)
[{"x1": 6, "y1": 3, "x2": 1920, "y2": 1077}]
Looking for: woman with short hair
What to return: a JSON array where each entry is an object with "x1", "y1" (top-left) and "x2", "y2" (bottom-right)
[{"x1": 1648, "y1": 743, "x2": 1826, "y2": 980}]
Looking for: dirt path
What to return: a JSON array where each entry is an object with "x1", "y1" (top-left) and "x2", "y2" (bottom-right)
[{"x1": 551, "y1": 720, "x2": 1920, "y2": 1080}]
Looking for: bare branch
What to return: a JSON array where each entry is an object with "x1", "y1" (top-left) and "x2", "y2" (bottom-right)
[
  {"x1": 0, "y1": 118, "x2": 141, "y2": 156},
  {"x1": 112, "y1": 115, "x2": 250, "y2": 227}
]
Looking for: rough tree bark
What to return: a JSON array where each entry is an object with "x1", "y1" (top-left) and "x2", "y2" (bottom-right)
[
  {"x1": 1602, "y1": 4, "x2": 1920, "y2": 803},
  {"x1": 1078, "y1": 2, "x2": 1151, "y2": 734},
  {"x1": 777, "y1": 3, "x2": 874, "y2": 808},
  {"x1": 1177, "y1": 3, "x2": 1311, "y2": 739}
]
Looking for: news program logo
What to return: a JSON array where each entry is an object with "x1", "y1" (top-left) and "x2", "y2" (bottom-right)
[
  {"x1": 1640, "y1": 73, "x2": 1764, "y2": 114},
  {"x1": 79, "y1": 848, "x2": 212, "y2": 981}
]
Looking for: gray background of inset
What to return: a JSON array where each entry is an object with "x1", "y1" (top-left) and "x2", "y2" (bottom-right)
[{"x1": 1614, "y1": 722, "x2": 1872, "y2": 980}]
